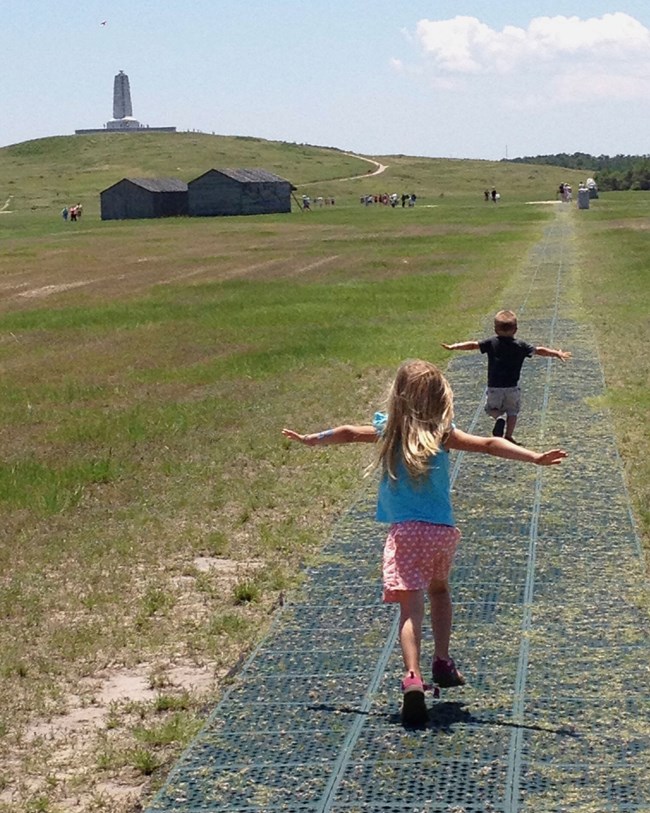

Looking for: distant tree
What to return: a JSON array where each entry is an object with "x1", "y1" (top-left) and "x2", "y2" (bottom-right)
[{"x1": 504, "y1": 152, "x2": 650, "y2": 190}]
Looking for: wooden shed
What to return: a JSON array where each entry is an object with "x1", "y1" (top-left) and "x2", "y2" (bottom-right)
[
  {"x1": 187, "y1": 168, "x2": 295, "y2": 217},
  {"x1": 100, "y1": 177, "x2": 188, "y2": 220}
]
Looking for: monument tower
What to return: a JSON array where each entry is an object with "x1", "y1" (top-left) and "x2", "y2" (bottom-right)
[
  {"x1": 107, "y1": 70, "x2": 140, "y2": 130},
  {"x1": 113, "y1": 70, "x2": 133, "y2": 120}
]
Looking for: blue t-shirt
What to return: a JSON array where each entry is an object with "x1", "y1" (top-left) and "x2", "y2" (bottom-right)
[{"x1": 372, "y1": 412, "x2": 455, "y2": 527}]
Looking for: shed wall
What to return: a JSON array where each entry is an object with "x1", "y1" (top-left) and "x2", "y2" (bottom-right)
[
  {"x1": 100, "y1": 182, "x2": 188, "y2": 220},
  {"x1": 188, "y1": 173, "x2": 291, "y2": 216},
  {"x1": 101, "y1": 182, "x2": 154, "y2": 220}
]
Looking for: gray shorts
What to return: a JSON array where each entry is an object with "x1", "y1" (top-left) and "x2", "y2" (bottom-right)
[{"x1": 484, "y1": 386, "x2": 521, "y2": 417}]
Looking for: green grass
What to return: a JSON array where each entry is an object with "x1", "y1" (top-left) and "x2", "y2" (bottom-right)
[{"x1": 0, "y1": 133, "x2": 646, "y2": 812}]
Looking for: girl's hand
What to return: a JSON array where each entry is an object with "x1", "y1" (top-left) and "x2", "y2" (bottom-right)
[
  {"x1": 282, "y1": 428, "x2": 317, "y2": 446},
  {"x1": 282, "y1": 425, "x2": 377, "y2": 446},
  {"x1": 558, "y1": 350, "x2": 572, "y2": 361},
  {"x1": 534, "y1": 449, "x2": 568, "y2": 466}
]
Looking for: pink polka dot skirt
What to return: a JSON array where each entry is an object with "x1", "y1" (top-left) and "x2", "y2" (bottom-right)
[{"x1": 383, "y1": 521, "x2": 460, "y2": 603}]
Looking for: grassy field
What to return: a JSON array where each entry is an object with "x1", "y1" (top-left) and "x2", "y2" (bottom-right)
[{"x1": 0, "y1": 133, "x2": 647, "y2": 812}]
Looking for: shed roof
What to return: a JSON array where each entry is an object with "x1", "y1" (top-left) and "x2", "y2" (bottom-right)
[
  {"x1": 104, "y1": 177, "x2": 188, "y2": 193},
  {"x1": 191, "y1": 168, "x2": 293, "y2": 185}
]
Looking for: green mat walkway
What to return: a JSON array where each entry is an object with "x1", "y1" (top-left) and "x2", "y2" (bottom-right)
[{"x1": 147, "y1": 206, "x2": 649, "y2": 812}]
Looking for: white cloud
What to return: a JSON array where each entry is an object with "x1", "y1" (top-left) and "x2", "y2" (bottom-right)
[
  {"x1": 414, "y1": 12, "x2": 650, "y2": 74},
  {"x1": 551, "y1": 68, "x2": 650, "y2": 104}
]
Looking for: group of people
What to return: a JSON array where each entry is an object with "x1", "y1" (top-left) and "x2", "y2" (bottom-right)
[
  {"x1": 301, "y1": 196, "x2": 336, "y2": 210},
  {"x1": 283, "y1": 309, "x2": 570, "y2": 726},
  {"x1": 61, "y1": 204, "x2": 83, "y2": 222},
  {"x1": 484, "y1": 188, "x2": 500, "y2": 203},
  {"x1": 361, "y1": 193, "x2": 417, "y2": 208}
]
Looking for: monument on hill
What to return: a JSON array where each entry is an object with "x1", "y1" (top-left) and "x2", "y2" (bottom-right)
[
  {"x1": 112, "y1": 71, "x2": 134, "y2": 122},
  {"x1": 107, "y1": 71, "x2": 140, "y2": 130},
  {"x1": 75, "y1": 70, "x2": 176, "y2": 135}
]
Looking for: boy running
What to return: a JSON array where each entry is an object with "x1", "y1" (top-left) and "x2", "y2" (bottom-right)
[{"x1": 442, "y1": 309, "x2": 571, "y2": 443}]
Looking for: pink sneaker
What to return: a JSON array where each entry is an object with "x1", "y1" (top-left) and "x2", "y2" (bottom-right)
[{"x1": 401, "y1": 671, "x2": 428, "y2": 726}]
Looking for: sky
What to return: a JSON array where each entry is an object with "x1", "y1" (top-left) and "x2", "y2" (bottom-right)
[{"x1": 2, "y1": 1, "x2": 650, "y2": 160}]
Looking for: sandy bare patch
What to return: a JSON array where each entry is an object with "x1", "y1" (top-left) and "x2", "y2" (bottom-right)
[
  {"x1": 17, "y1": 280, "x2": 94, "y2": 299},
  {"x1": 8, "y1": 659, "x2": 221, "y2": 812},
  {"x1": 193, "y1": 555, "x2": 264, "y2": 576},
  {"x1": 289, "y1": 255, "x2": 341, "y2": 276},
  {"x1": 24, "y1": 660, "x2": 219, "y2": 744}
]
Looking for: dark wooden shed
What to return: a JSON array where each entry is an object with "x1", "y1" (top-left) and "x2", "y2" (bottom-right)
[
  {"x1": 100, "y1": 177, "x2": 188, "y2": 220},
  {"x1": 187, "y1": 168, "x2": 295, "y2": 217}
]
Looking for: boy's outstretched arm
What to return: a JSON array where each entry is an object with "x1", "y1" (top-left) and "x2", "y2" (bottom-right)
[
  {"x1": 282, "y1": 425, "x2": 378, "y2": 447},
  {"x1": 534, "y1": 346, "x2": 572, "y2": 361},
  {"x1": 441, "y1": 341, "x2": 480, "y2": 352},
  {"x1": 446, "y1": 427, "x2": 567, "y2": 465}
]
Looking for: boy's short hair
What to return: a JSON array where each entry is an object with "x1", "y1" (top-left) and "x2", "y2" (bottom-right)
[{"x1": 494, "y1": 309, "x2": 518, "y2": 335}]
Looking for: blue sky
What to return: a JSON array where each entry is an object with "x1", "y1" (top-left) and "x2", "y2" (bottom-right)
[{"x1": 2, "y1": 1, "x2": 650, "y2": 159}]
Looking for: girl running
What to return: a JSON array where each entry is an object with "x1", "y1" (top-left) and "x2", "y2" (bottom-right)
[{"x1": 282, "y1": 359, "x2": 567, "y2": 726}]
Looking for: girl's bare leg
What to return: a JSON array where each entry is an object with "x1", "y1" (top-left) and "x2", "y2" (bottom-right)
[
  {"x1": 428, "y1": 579, "x2": 452, "y2": 660},
  {"x1": 397, "y1": 590, "x2": 425, "y2": 678}
]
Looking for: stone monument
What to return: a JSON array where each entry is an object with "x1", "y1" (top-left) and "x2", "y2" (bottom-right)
[
  {"x1": 75, "y1": 70, "x2": 176, "y2": 135},
  {"x1": 106, "y1": 71, "x2": 141, "y2": 130}
]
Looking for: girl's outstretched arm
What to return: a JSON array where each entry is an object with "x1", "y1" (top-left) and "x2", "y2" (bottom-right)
[
  {"x1": 446, "y1": 427, "x2": 567, "y2": 465},
  {"x1": 282, "y1": 425, "x2": 378, "y2": 447}
]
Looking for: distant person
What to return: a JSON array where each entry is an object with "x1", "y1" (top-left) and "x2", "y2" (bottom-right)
[
  {"x1": 282, "y1": 359, "x2": 567, "y2": 726},
  {"x1": 491, "y1": 188, "x2": 497, "y2": 202},
  {"x1": 69, "y1": 206, "x2": 77, "y2": 222},
  {"x1": 301, "y1": 195, "x2": 311, "y2": 211},
  {"x1": 484, "y1": 189, "x2": 490, "y2": 202},
  {"x1": 401, "y1": 193, "x2": 408, "y2": 208},
  {"x1": 61, "y1": 207, "x2": 69, "y2": 221},
  {"x1": 409, "y1": 193, "x2": 417, "y2": 207},
  {"x1": 442, "y1": 309, "x2": 571, "y2": 443}
]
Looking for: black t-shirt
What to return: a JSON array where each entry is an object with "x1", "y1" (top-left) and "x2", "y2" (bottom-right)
[{"x1": 478, "y1": 335, "x2": 536, "y2": 387}]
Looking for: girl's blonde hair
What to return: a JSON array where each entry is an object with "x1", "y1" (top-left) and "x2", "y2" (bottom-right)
[{"x1": 378, "y1": 359, "x2": 454, "y2": 481}]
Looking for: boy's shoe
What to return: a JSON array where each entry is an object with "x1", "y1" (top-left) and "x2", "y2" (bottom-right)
[
  {"x1": 401, "y1": 672, "x2": 428, "y2": 727},
  {"x1": 505, "y1": 435, "x2": 521, "y2": 446},
  {"x1": 432, "y1": 657, "x2": 466, "y2": 688},
  {"x1": 492, "y1": 417, "x2": 505, "y2": 437}
]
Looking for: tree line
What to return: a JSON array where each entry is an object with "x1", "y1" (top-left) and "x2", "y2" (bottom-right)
[{"x1": 504, "y1": 152, "x2": 650, "y2": 191}]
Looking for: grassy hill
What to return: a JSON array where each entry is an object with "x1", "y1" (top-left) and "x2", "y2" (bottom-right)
[{"x1": 0, "y1": 132, "x2": 592, "y2": 224}]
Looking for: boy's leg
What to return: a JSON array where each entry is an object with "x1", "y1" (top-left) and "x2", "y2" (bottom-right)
[
  {"x1": 504, "y1": 388, "x2": 521, "y2": 441},
  {"x1": 485, "y1": 388, "x2": 506, "y2": 435},
  {"x1": 397, "y1": 590, "x2": 425, "y2": 678}
]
